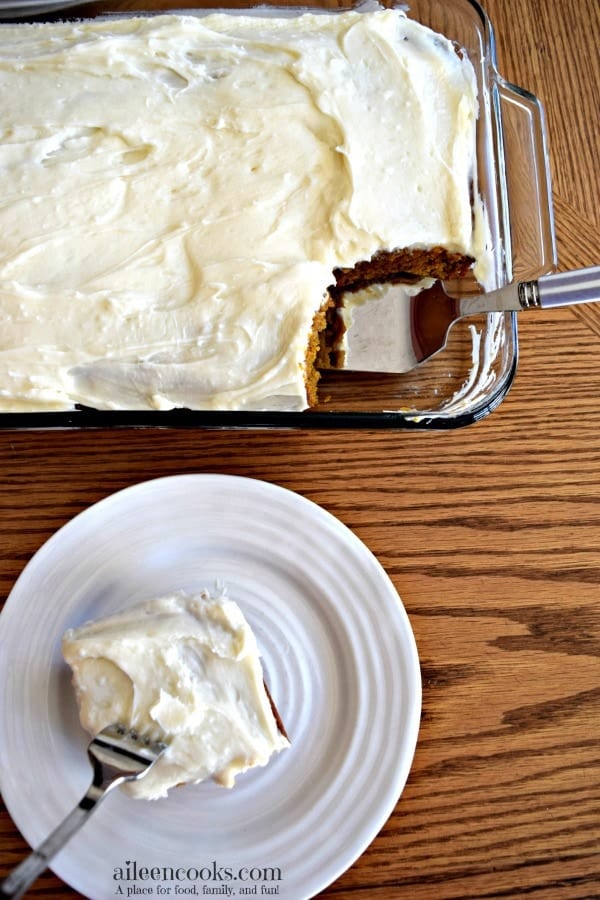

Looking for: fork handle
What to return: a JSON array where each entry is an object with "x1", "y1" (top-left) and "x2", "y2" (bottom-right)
[{"x1": 0, "y1": 783, "x2": 112, "y2": 899}]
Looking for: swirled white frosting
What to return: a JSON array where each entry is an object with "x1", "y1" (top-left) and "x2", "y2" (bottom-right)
[
  {"x1": 62, "y1": 591, "x2": 289, "y2": 800},
  {"x1": 0, "y1": 10, "x2": 485, "y2": 411}
]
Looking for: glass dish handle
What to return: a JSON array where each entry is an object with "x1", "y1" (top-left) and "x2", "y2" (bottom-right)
[{"x1": 497, "y1": 77, "x2": 558, "y2": 281}]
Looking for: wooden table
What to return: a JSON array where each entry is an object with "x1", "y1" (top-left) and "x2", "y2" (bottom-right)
[{"x1": 1, "y1": 0, "x2": 599, "y2": 896}]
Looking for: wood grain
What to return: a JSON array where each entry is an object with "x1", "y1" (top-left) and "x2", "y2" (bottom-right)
[{"x1": 1, "y1": 0, "x2": 600, "y2": 897}]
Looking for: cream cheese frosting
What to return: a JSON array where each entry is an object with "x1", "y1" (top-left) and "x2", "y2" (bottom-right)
[
  {"x1": 61, "y1": 590, "x2": 289, "y2": 800},
  {"x1": 0, "y1": 9, "x2": 486, "y2": 411}
]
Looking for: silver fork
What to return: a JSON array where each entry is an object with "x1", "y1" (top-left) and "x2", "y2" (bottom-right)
[{"x1": 0, "y1": 724, "x2": 167, "y2": 899}]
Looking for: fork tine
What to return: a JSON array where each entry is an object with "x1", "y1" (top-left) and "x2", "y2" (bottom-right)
[
  {"x1": 91, "y1": 724, "x2": 167, "y2": 771},
  {"x1": 85, "y1": 724, "x2": 167, "y2": 805}
]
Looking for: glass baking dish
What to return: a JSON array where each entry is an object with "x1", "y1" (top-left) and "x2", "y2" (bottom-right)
[{"x1": 0, "y1": 0, "x2": 556, "y2": 430}]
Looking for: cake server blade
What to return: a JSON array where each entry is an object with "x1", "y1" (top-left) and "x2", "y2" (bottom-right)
[{"x1": 336, "y1": 265, "x2": 600, "y2": 373}]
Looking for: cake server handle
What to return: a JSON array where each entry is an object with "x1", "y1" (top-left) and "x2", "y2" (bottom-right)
[
  {"x1": 535, "y1": 265, "x2": 600, "y2": 307},
  {"x1": 458, "y1": 266, "x2": 600, "y2": 314}
]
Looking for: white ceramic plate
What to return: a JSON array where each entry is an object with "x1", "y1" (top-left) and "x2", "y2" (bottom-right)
[{"x1": 0, "y1": 474, "x2": 421, "y2": 899}]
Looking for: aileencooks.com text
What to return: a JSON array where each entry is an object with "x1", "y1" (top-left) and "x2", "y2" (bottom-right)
[{"x1": 113, "y1": 859, "x2": 283, "y2": 895}]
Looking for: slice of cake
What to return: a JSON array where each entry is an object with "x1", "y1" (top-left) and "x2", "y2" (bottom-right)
[
  {"x1": 61, "y1": 590, "x2": 289, "y2": 800},
  {"x1": 0, "y1": 9, "x2": 489, "y2": 412}
]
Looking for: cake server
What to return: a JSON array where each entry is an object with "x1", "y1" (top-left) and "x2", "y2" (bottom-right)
[
  {"x1": 337, "y1": 265, "x2": 600, "y2": 373},
  {"x1": 0, "y1": 724, "x2": 167, "y2": 900}
]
